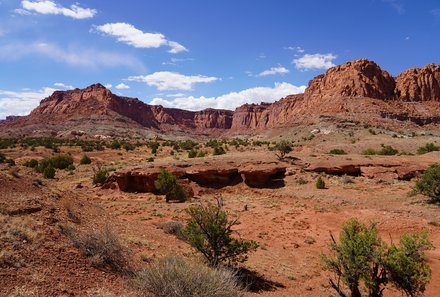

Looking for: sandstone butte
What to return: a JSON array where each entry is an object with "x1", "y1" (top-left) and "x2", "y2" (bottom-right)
[{"x1": 1, "y1": 58, "x2": 440, "y2": 138}]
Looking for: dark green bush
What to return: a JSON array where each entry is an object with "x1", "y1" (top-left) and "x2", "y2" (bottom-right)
[
  {"x1": 0, "y1": 153, "x2": 5, "y2": 163},
  {"x1": 414, "y1": 164, "x2": 440, "y2": 202},
  {"x1": 80, "y1": 155, "x2": 92, "y2": 165},
  {"x1": 93, "y1": 168, "x2": 109, "y2": 185},
  {"x1": 123, "y1": 143, "x2": 136, "y2": 151},
  {"x1": 188, "y1": 149, "x2": 197, "y2": 158},
  {"x1": 362, "y1": 148, "x2": 377, "y2": 155},
  {"x1": 322, "y1": 219, "x2": 432, "y2": 297},
  {"x1": 109, "y1": 141, "x2": 121, "y2": 150},
  {"x1": 182, "y1": 199, "x2": 258, "y2": 267},
  {"x1": 67, "y1": 164, "x2": 75, "y2": 171},
  {"x1": 147, "y1": 157, "x2": 154, "y2": 162},
  {"x1": 24, "y1": 159, "x2": 39, "y2": 168},
  {"x1": 377, "y1": 145, "x2": 398, "y2": 156},
  {"x1": 329, "y1": 149, "x2": 347, "y2": 155},
  {"x1": 155, "y1": 169, "x2": 187, "y2": 202},
  {"x1": 43, "y1": 165, "x2": 56, "y2": 179},
  {"x1": 417, "y1": 143, "x2": 440, "y2": 155},
  {"x1": 81, "y1": 145, "x2": 93, "y2": 152},
  {"x1": 316, "y1": 176, "x2": 325, "y2": 189},
  {"x1": 213, "y1": 146, "x2": 226, "y2": 156}
]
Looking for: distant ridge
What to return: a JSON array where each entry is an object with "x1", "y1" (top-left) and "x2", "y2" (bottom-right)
[{"x1": 2, "y1": 59, "x2": 440, "y2": 138}]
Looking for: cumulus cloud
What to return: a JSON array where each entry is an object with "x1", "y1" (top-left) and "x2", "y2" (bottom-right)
[
  {"x1": 94, "y1": 22, "x2": 187, "y2": 53},
  {"x1": 53, "y1": 82, "x2": 73, "y2": 89},
  {"x1": 127, "y1": 72, "x2": 218, "y2": 91},
  {"x1": 104, "y1": 83, "x2": 113, "y2": 89},
  {"x1": 149, "y1": 82, "x2": 306, "y2": 111},
  {"x1": 0, "y1": 87, "x2": 56, "y2": 119},
  {"x1": 293, "y1": 53, "x2": 336, "y2": 71},
  {"x1": 257, "y1": 66, "x2": 289, "y2": 77},
  {"x1": 20, "y1": 0, "x2": 96, "y2": 19},
  {"x1": 115, "y1": 83, "x2": 130, "y2": 90},
  {"x1": 0, "y1": 42, "x2": 143, "y2": 70}
]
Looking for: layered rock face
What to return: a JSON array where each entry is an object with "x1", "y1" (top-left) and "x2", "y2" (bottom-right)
[
  {"x1": 3, "y1": 58, "x2": 440, "y2": 137},
  {"x1": 305, "y1": 59, "x2": 396, "y2": 100},
  {"x1": 395, "y1": 64, "x2": 440, "y2": 101},
  {"x1": 26, "y1": 83, "x2": 233, "y2": 132}
]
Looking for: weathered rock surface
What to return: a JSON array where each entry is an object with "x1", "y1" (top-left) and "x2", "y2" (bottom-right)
[
  {"x1": 306, "y1": 153, "x2": 440, "y2": 180},
  {"x1": 305, "y1": 59, "x2": 396, "y2": 100},
  {"x1": 107, "y1": 160, "x2": 287, "y2": 193},
  {"x1": 395, "y1": 64, "x2": 440, "y2": 101}
]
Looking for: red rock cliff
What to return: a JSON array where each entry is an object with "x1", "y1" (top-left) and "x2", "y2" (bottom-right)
[{"x1": 395, "y1": 64, "x2": 440, "y2": 101}]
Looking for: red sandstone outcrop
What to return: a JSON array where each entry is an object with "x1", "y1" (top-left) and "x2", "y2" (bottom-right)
[
  {"x1": 395, "y1": 64, "x2": 440, "y2": 101},
  {"x1": 107, "y1": 160, "x2": 287, "y2": 192},
  {"x1": 305, "y1": 59, "x2": 396, "y2": 100},
  {"x1": 2, "y1": 58, "x2": 440, "y2": 138}
]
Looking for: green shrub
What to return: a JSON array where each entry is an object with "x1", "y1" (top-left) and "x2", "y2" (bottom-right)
[
  {"x1": 316, "y1": 176, "x2": 325, "y2": 189},
  {"x1": 197, "y1": 151, "x2": 207, "y2": 158},
  {"x1": 132, "y1": 256, "x2": 244, "y2": 297},
  {"x1": 377, "y1": 145, "x2": 398, "y2": 156},
  {"x1": 5, "y1": 159, "x2": 15, "y2": 166},
  {"x1": 273, "y1": 140, "x2": 292, "y2": 160},
  {"x1": 155, "y1": 169, "x2": 187, "y2": 202},
  {"x1": 329, "y1": 149, "x2": 347, "y2": 155},
  {"x1": 109, "y1": 141, "x2": 121, "y2": 150},
  {"x1": 80, "y1": 155, "x2": 92, "y2": 165},
  {"x1": 0, "y1": 153, "x2": 5, "y2": 163},
  {"x1": 123, "y1": 143, "x2": 135, "y2": 151},
  {"x1": 414, "y1": 164, "x2": 440, "y2": 202},
  {"x1": 362, "y1": 148, "x2": 377, "y2": 155},
  {"x1": 368, "y1": 128, "x2": 377, "y2": 135},
  {"x1": 417, "y1": 143, "x2": 440, "y2": 155},
  {"x1": 213, "y1": 146, "x2": 226, "y2": 156},
  {"x1": 147, "y1": 157, "x2": 154, "y2": 162},
  {"x1": 67, "y1": 164, "x2": 75, "y2": 171},
  {"x1": 81, "y1": 145, "x2": 93, "y2": 152},
  {"x1": 43, "y1": 165, "x2": 56, "y2": 179},
  {"x1": 188, "y1": 149, "x2": 197, "y2": 158},
  {"x1": 386, "y1": 233, "x2": 432, "y2": 297},
  {"x1": 93, "y1": 168, "x2": 109, "y2": 185},
  {"x1": 24, "y1": 159, "x2": 39, "y2": 168},
  {"x1": 182, "y1": 199, "x2": 258, "y2": 267},
  {"x1": 322, "y1": 219, "x2": 432, "y2": 297}
]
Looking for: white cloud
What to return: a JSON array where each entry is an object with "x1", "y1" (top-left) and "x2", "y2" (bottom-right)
[
  {"x1": 257, "y1": 66, "x2": 289, "y2": 77},
  {"x1": 104, "y1": 83, "x2": 112, "y2": 89},
  {"x1": 149, "y1": 82, "x2": 306, "y2": 111},
  {"x1": 13, "y1": 8, "x2": 32, "y2": 15},
  {"x1": 115, "y1": 83, "x2": 130, "y2": 90},
  {"x1": 285, "y1": 46, "x2": 305, "y2": 53},
  {"x1": 20, "y1": 0, "x2": 96, "y2": 19},
  {"x1": 293, "y1": 53, "x2": 337, "y2": 71},
  {"x1": 54, "y1": 82, "x2": 73, "y2": 89},
  {"x1": 0, "y1": 87, "x2": 55, "y2": 119},
  {"x1": 127, "y1": 71, "x2": 218, "y2": 91},
  {"x1": 166, "y1": 93, "x2": 187, "y2": 98},
  {"x1": 0, "y1": 42, "x2": 143, "y2": 70},
  {"x1": 95, "y1": 22, "x2": 187, "y2": 53},
  {"x1": 162, "y1": 57, "x2": 194, "y2": 65}
]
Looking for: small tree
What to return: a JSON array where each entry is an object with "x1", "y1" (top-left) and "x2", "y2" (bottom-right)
[
  {"x1": 155, "y1": 169, "x2": 187, "y2": 202},
  {"x1": 316, "y1": 176, "x2": 326, "y2": 189},
  {"x1": 386, "y1": 233, "x2": 432, "y2": 297},
  {"x1": 182, "y1": 198, "x2": 258, "y2": 267},
  {"x1": 414, "y1": 164, "x2": 440, "y2": 202},
  {"x1": 273, "y1": 140, "x2": 292, "y2": 160},
  {"x1": 322, "y1": 219, "x2": 432, "y2": 297}
]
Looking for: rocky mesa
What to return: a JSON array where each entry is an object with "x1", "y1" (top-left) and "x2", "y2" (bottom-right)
[{"x1": 1, "y1": 58, "x2": 440, "y2": 138}]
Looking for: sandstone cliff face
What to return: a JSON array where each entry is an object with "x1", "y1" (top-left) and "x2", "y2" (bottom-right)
[
  {"x1": 305, "y1": 59, "x2": 396, "y2": 100},
  {"x1": 395, "y1": 64, "x2": 440, "y2": 101},
  {"x1": 25, "y1": 83, "x2": 234, "y2": 133}
]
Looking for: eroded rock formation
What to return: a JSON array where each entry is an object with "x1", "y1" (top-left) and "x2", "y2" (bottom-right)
[{"x1": 395, "y1": 64, "x2": 440, "y2": 101}]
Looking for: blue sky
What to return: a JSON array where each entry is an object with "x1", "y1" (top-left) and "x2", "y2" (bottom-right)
[{"x1": 0, "y1": 0, "x2": 439, "y2": 118}]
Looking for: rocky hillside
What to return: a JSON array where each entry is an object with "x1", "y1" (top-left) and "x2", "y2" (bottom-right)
[{"x1": 1, "y1": 58, "x2": 440, "y2": 138}]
